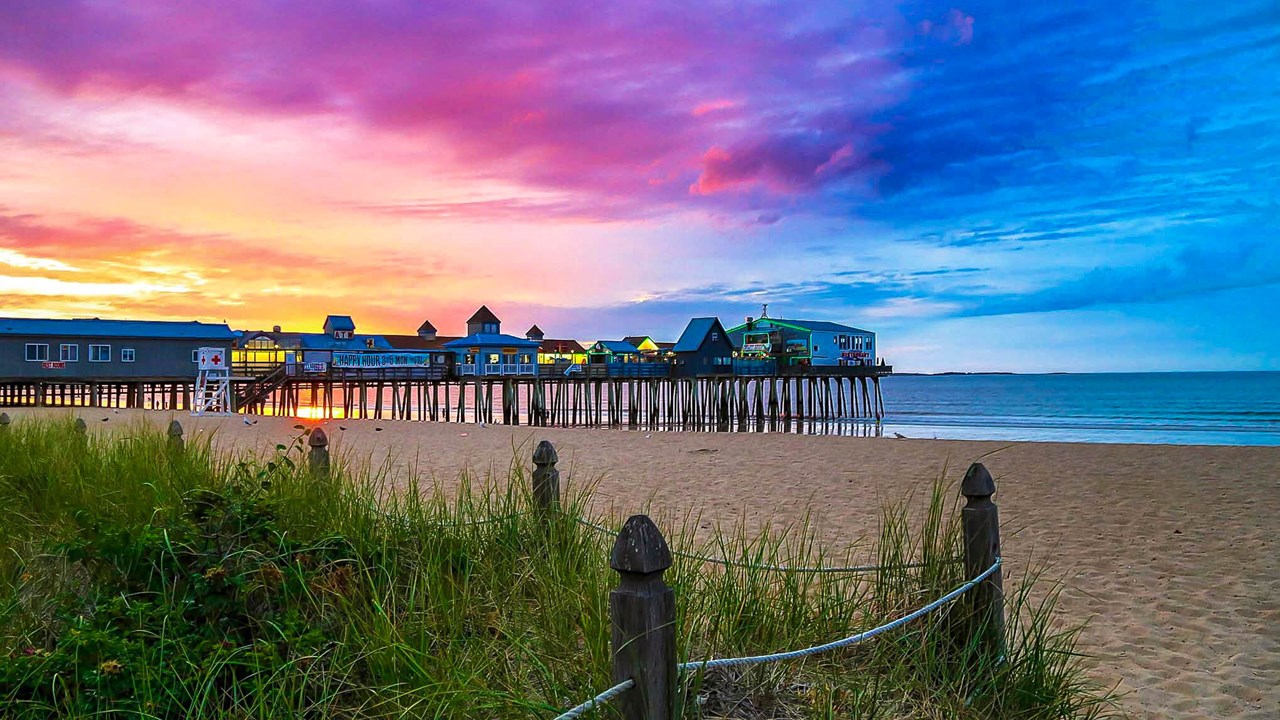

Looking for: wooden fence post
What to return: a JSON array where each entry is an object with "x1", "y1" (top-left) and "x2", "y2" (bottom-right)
[
  {"x1": 167, "y1": 420, "x2": 184, "y2": 453},
  {"x1": 0, "y1": 413, "x2": 9, "y2": 431},
  {"x1": 74, "y1": 417, "x2": 87, "y2": 435},
  {"x1": 610, "y1": 515, "x2": 676, "y2": 720},
  {"x1": 308, "y1": 428, "x2": 330, "y2": 477},
  {"x1": 961, "y1": 462, "x2": 1004, "y2": 659},
  {"x1": 532, "y1": 440, "x2": 560, "y2": 515}
]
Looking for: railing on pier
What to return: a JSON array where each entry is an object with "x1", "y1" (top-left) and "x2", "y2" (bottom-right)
[{"x1": 457, "y1": 363, "x2": 537, "y2": 377}]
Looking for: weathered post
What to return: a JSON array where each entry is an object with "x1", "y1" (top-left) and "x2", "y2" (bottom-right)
[
  {"x1": 961, "y1": 462, "x2": 1004, "y2": 659},
  {"x1": 610, "y1": 515, "x2": 676, "y2": 720},
  {"x1": 308, "y1": 428, "x2": 330, "y2": 477},
  {"x1": 0, "y1": 412, "x2": 9, "y2": 431},
  {"x1": 74, "y1": 417, "x2": 87, "y2": 435},
  {"x1": 167, "y1": 420, "x2": 184, "y2": 453},
  {"x1": 531, "y1": 440, "x2": 560, "y2": 515}
]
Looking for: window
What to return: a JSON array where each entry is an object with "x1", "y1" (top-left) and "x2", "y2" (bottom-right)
[
  {"x1": 121, "y1": 348, "x2": 136, "y2": 363},
  {"x1": 192, "y1": 350, "x2": 199, "y2": 362},
  {"x1": 89, "y1": 344, "x2": 110, "y2": 362},
  {"x1": 25, "y1": 343, "x2": 49, "y2": 362},
  {"x1": 60, "y1": 344, "x2": 78, "y2": 362},
  {"x1": 711, "y1": 332, "x2": 719, "y2": 342}
]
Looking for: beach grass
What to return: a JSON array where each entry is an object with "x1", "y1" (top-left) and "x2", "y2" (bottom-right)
[{"x1": 0, "y1": 417, "x2": 1120, "y2": 718}]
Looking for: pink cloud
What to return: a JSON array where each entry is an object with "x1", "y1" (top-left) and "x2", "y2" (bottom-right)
[
  {"x1": 692, "y1": 99, "x2": 739, "y2": 117},
  {"x1": 0, "y1": 1, "x2": 912, "y2": 216}
]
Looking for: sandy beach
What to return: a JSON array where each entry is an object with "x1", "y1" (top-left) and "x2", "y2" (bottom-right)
[{"x1": 9, "y1": 408, "x2": 1278, "y2": 719}]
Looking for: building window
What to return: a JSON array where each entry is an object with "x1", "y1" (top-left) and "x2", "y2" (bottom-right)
[
  {"x1": 90, "y1": 345, "x2": 111, "y2": 362},
  {"x1": 121, "y1": 348, "x2": 136, "y2": 363},
  {"x1": 25, "y1": 343, "x2": 49, "y2": 362},
  {"x1": 60, "y1": 344, "x2": 78, "y2": 362},
  {"x1": 711, "y1": 332, "x2": 719, "y2": 342},
  {"x1": 192, "y1": 350, "x2": 199, "y2": 362}
]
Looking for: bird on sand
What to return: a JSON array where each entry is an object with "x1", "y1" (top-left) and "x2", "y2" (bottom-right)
[
  {"x1": 338, "y1": 426, "x2": 348, "y2": 431},
  {"x1": 893, "y1": 432, "x2": 907, "y2": 439}
]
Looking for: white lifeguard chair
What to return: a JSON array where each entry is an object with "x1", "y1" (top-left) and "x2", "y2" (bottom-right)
[{"x1": 192, "y1": 347, "x2": 233, "y2": 415}]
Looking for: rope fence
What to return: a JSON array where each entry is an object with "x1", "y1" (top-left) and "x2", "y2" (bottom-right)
[
  {"x1": 679, "y1": 557, "x2": 1002, "y2": 671},
  {"x1": 551, "y1": 679, "x2": 635, "y2": 720},
  {"x1": 551, "y1": 557, "x2": 1003, "y2": 717}
]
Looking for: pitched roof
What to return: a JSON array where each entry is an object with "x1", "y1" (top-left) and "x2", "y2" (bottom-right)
[
  {"x1": 417, "y1": 320, "x2": 437, "y2": 333},
  {"x1": 539, "y1": 338, "x2": 586, "y2": 353},
  {"x1": 673, "y1": 317, "x2": 726, "y2": 353},
  {"x1": 0, "y1": 317, "x2": 236, "y2": 340},
  {"x1": 442, "y1": 333, "x2": 540, "y2": 349},
  {"x1": 382, "y1": 334, "x2": 460, "y2": 351},
  {"x1": 526, "y1": 324, "x2": 544, "y2": 337},
  {"x1": 466, "y1": 305, "x2": 501, "y2": 325},
  {"x1": 592, "y1": 340, "x2": 640, "y2": 354},
  {"x1": 323, "y1": 315, "x2": 356, "y2": 332},
  {"x1": 621, "y1": 335, "x2": 653, "y2": 348}
]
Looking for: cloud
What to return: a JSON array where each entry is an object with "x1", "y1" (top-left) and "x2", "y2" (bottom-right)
[
  {"x1": 0, "y1": 0, "x2": 912, "y2": 217},
  {"x1": 959, "y1": 240, "x2": 1280, "y2": 317}
]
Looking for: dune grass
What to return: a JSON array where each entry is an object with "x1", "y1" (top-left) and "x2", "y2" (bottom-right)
[{"x1": 0, "y1": 416, "x2": 1120, "y2": 718}]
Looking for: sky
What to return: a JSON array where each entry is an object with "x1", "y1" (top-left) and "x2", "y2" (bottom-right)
[{"x1": 0, "y1": 1, "x2": 1277, "y2": 373}]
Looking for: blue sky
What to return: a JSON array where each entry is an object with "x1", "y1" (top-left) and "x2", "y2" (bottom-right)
[{"x1": 0, "y1": 0, "x2": 1277, "y2": 372}]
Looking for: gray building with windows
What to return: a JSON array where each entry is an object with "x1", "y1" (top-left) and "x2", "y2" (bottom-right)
[{"x1": 0, "y1": 318, "x2": 237, "y2": 380}]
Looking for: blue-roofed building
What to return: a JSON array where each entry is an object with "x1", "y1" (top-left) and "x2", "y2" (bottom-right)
[
  {"x1": 586, "y1": 339, "x2": 641, "y2": 364},
  {"x1": 725, "y1": 312, "x2": 876, "y2": 367},
  {"x1": 671, "y1": 317, "x2": 734, "y2": 378},
  {"x1": 0, "y1": 317, "x2": 236, "y2": 380},
  {"x1": 443, "y1": 306, "x2": 541, "y2": 376}
]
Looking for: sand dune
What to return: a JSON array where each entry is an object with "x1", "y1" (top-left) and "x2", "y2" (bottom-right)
[{"x1": 11, "y1": 408, "x2": 1278, "y2": 719}]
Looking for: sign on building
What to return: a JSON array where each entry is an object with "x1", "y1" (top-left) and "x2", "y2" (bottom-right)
[{"x1": 197, "y1": 347, "x2": 228, "y2": 371}]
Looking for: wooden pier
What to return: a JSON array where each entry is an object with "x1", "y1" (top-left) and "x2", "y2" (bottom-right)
[{"x1": 0, "y1": 366, "x2": 889, "y2": 434}]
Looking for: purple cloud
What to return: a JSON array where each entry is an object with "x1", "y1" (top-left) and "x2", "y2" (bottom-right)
[{"x1": 0, "y1": 0, "x2": 919, "y2": 215}]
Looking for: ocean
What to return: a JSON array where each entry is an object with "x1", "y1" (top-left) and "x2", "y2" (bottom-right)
[{"x1": 878, "y1": 371, "x2": 1280, "y2": 446}]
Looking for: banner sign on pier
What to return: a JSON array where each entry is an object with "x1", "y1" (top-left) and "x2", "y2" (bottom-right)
[{"x1": 331, "y1": 352, "x2": 433, "y2": 369}]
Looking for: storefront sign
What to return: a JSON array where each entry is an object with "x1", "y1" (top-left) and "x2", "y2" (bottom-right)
[
  {"x1": 303, "y1": 362, "x2": 328, "y2": 373},
  {"x1": 42, "y1": 361, "x2": 65, "y2": 370}
]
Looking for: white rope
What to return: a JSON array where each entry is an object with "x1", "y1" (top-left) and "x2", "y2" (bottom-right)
[
  {"x1": 679, "y1": 558, "x2": 1002, "y2": 671},
  {"x1": 552, "y1": 678, "x2": 635, "y2": 719},
  {"x1": 569, "y1": 516, "x2": 953, "y2": 574}
]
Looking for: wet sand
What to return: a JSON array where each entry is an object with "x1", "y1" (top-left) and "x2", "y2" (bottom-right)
[{"x1": 13, "y1": 408, "x2": 1279, "y2": 719}]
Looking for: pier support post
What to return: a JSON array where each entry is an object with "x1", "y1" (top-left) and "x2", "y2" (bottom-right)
[
  {"x1": 308, "y1": 428, "x2": 331, "y2": 477},
  {"x1": 962, "y1": 462, "x2": 1005, "y2": 661},
  {"x1": 610, "y1": 515, "x2": 676, "y2": 720}
]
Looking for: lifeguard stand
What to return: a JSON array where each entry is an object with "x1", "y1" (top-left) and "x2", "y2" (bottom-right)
[{"x1": 192, "y1": 347, "x2": 233, "y2": 415}]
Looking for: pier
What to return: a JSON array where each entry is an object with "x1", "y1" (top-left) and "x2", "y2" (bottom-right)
[{"x1": 0, "y1": 364, "x2": 890, "y2": 434}]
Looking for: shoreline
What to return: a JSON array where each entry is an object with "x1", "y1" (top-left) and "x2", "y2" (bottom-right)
[{"x1": 5, "y1": 408, "x2": 1279, "y2": 719}]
